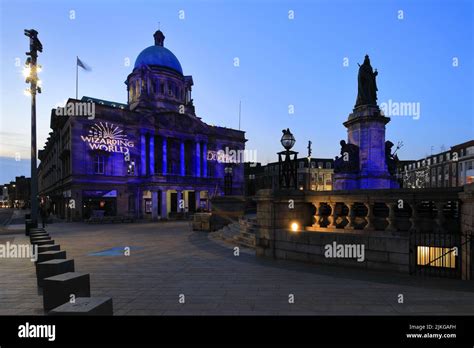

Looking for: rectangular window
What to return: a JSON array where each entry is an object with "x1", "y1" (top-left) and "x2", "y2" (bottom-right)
[
  {"x1": 326, "y1": 162, "x2": 331, "y2": 169},
  {"x1": 94, "y1": 155, "x2": 105, "y2": 174},
  {"x1": 318, "y1": 162, "x2": 323, "y2": 169},
  {"x1": 417, "y1": 246, "x2": 455, "y2": 268}
]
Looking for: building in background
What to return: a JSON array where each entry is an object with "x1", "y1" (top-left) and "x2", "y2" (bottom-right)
[
  {"x1": 0, "y1": 185, "x2": 7, "y2": 207},
  {"x1": 38, "y1": 30, "x2": 246, "y2": 221},
  {"x1": 244, "y1": 158, "x2": 334, "y2": 195},
  {"x1": 1, "y1": 176, "x2": 31, "y2": 208},
  {"x1": 400, "y1": 140, "x2": 474, "y2": 189},
  {"x1": 244, "y1": 162, "x2": 265, "y2": 196}
]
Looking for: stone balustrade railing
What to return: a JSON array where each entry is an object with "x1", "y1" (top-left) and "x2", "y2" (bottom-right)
[{"x1": 255, "y1": 187, "x2": 465, "y2": 234}]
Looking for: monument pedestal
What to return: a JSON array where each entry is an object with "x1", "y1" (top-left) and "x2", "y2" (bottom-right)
[
  {"x1": 334, "y1": 105, "x2": 400, "y2": 190},
  {"x1": 333, "y1": 173, "x2": 359, "y2": 190}
]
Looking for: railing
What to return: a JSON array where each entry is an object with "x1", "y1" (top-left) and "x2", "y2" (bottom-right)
[{"x1": 304, "y1": 187, "x2": 463, "y2": 233}]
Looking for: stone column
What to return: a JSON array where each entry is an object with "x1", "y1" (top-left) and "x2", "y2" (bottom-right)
[
  {"x1": 409, "y1": 201, "x2": 418, "y2": 232},
  {"x1": 180, "y1": 140, "x2": 185, "y2": 176},
  {"x1": 328, "y1": 203, "x2": 337, "y2": 228},
  {"x1": 364, "y1": 202, "x2": 374, "y2": 230},
  {"x1": 346, "y1": 202, "x2": 355, "y2": 229},
  {"x1": 202, "y1": 142, "x2": 208, "y2": 177},
  {"x1": 385, "y1": 202, "x2": 397, "y2": 232},
  {"x1": 137, "y1": 188, "x2": 143, "y2": 219},
  {"x1": 177, "y1": 190, "x2": 183, "y2": 212},
  {"x1": 195, "y1": 190, "x2": 200, "y2": 211},
  {"x1": 149, "y1": 134, "x2": 155, "y2": 175},
  {"x1": 162, "y1": 136, "x2": 167, "y2": 175},
  {"x1": 160, "y1": 189, "x2": 167, "y2": 219},
  {"x1": 140, "y1": 134, "x2": 147, "y2": 176},
  {"x1": 313, "y1": 202, "x2": 321, "y2": 228},
  {"x1": 151, "y1": 190, "x2": 158, "y2": 220},
  {"x1": 195, "y1": 141, "x2": 201, "y2": 177}
]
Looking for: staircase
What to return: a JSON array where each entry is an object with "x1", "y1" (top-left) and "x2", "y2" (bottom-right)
[{"x1": 211, "y1": 215, "x2": 257, "y2": 249}]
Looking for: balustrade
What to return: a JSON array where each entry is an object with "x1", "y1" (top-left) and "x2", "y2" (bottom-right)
[{"x1": 303, "y1": 188, "x2": 462, "y2": 233}]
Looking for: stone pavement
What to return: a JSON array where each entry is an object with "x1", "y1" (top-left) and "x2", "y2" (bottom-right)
[{"x1": 1, "y1": 221, "x2": 474, "y2": 315}]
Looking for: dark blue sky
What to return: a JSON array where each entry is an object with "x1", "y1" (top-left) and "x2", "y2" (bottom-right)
[{"x1": 0, "y1": 0, "x2": 473, "y2": 183}]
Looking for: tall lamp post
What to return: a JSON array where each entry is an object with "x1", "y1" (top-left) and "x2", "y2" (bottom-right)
[
  {"x1": 278, "y1": 128, "x2": 298, "y2": 189},
  {"x1": 12, "y1": 184, "x2": 17, "y2": 208},
  {"x1": 23, "y1": 29, "x2": 43, "y2": 224}
]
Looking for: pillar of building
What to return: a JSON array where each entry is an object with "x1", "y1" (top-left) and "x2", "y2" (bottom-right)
[
  {"x1": 180, "y1": 140, "x2": 185, "y2": 176},
  {"x1": 177, "y1": 190, "x2": 183, "y2": 212},
  {"x1": 195, "y1": 141, "x2": 201, "y2": 177},
  {"x1": 160, "y1": 189, "x2": 167, "y2": 219},
  {"x1": 140, "y1": 134, "x2": 147, "y2": 176},
  {"x1": 202, "y1": 142, "x2": 207, "y2": 177},
  {"x1": 151, "y1": 190, "x2": 158, "y2": 220},
  {"x1": 149, "y1": 134, "x2": 155, "y2": 175},
  {"x1": 137, "y1": 188, "x2": 143, "y2": 219},
  {"x1": 162, "y1": 136, "x2": 167, "y2": 175},
  {"x1": 195, "y1": 190, "x2": 201, "y2": 211}
]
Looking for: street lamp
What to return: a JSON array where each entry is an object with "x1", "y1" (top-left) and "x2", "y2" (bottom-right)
[
  {"x1": 24, "y1": 29, "x2": 42, "y2": 225},
  {"x1": 278, "y1": 129, "x2": 298, "y2": 189},
  {"x1": 280, "y1": 129, "x2": 295, "y2": 150},
  {"x1": 12, "y1": 184, "x2": 16, "y2": 208}
]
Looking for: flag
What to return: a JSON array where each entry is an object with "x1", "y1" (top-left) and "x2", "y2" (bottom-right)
[{"x1": 77, "y1": 57, "x2": 91, "y2": 71}]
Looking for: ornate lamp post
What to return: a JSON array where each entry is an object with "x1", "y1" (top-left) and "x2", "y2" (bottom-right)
[
  {"x1": 23, "y1": 29, "x2": 42, "y2": 225},
  {"x1": 278, "y1": 128, "x2": 298, "y2": 189}
]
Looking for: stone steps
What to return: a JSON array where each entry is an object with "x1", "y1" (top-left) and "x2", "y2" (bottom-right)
[{"x1": 213, "y1": 216, "x2": 257, "y2": 249}]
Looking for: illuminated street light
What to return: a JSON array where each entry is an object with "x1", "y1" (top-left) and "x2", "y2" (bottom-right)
[
  {"x1": 291, "y1": 222, "x2": 299, "y2": 232},
  {"x1": 23, "y1": 28, "x2": 43, "y2": 225}
]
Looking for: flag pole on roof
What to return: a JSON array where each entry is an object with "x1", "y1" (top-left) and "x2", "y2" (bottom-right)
[{"x1": 76, "y1": 56, "x2": 91, "y2": 100}]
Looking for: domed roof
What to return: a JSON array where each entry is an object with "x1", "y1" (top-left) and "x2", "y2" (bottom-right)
[{"x1": 133, "y1": 30, "x2": 183, "y2": 75}]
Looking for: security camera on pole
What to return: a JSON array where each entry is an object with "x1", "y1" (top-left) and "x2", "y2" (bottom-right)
[{"x1": 24, "y1": 29, "x2": 42, "y2": 226}]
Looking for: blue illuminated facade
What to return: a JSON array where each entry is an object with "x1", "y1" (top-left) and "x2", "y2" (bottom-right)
[{"x1": 38, "y1": 30, "x2": 246, "y2": 221}]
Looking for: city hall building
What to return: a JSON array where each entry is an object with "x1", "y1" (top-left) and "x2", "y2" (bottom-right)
[{"x1": 38, "y1": 30, "x2": 246, "y2": 221}]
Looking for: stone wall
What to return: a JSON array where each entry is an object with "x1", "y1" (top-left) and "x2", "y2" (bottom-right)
[
  {"x1": 256, "y1": 228, "x2": 410, "y2": 273},
  {"x1": 254, "y1": 185, "x2": 473, "y2": 274}
]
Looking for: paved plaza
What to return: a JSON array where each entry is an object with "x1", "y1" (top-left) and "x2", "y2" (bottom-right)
[{"x1": 2, "y1": 218, "x2": 474, "y2": 315}]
